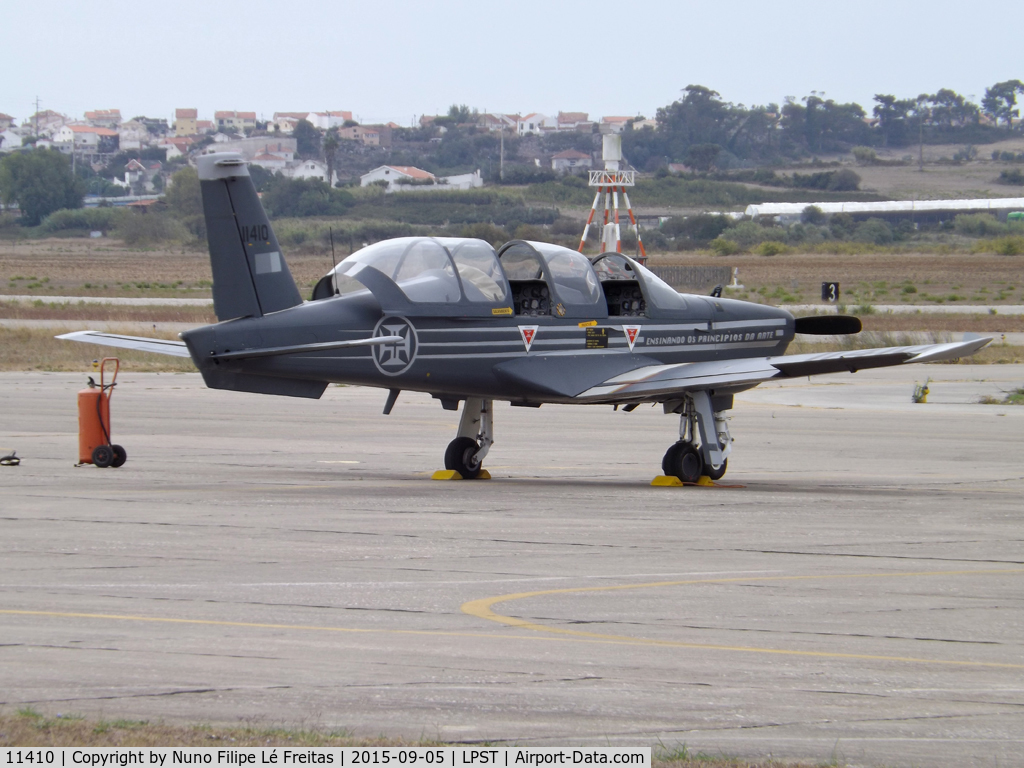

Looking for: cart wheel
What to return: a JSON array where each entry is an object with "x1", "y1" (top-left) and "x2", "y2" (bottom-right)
[
  {"x1": 92, "y1": 445, "x2": 113, "y2": 468},
  {"x1": 111, "y1": 444, "x2": 127, "y2": 468}
]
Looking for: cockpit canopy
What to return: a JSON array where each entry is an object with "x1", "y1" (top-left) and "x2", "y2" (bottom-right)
[
  {"x1": 314, "y1": 237, "x2": 511, "y2": 316},
  {"x1": 312, "y1": 237, "x2": 692, "y2": 320}
]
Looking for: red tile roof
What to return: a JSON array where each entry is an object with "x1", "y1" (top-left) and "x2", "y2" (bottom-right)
[
  {"x1": 175, "y1": 108, "x2": 198, "y2": 119},
  {"x1": 387, "y1": 166, "x2": 435, "y2": 180},
  {"x1": 68, "y1": 125, "x2": 118, "y2": 136}
]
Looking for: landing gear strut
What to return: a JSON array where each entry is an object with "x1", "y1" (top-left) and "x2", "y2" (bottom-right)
[
  {"x1": 662, "y1": 391, "x2": 732, "y2": 483},
  {"x1": 444, "y1": 398, "x2": 493, "y2": 479}
]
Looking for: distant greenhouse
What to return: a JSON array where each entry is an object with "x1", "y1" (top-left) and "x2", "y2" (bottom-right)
[{"x1": 745, "y1": 198, "x2": 1024, "y2": 224}]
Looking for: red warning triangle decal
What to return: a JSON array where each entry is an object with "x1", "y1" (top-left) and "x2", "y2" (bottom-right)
[
  {"x1": 519, "y1": 325, "x2": 538, "y2": 352},
  {"x1": 623, "y1": 325, "x2": 641, "y2": 352}
]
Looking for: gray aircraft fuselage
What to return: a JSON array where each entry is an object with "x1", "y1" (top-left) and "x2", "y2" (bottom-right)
[{"x1": 181, "y1": 285, "x2": 794, "y2": 406}]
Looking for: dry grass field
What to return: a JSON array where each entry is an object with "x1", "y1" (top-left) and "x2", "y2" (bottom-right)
[
  {"x1": 651, "y1": 250, "x2": 1023, "y2": 306},
  {"x1": 1, "y1": 238, "x2": 1021, "y2": 371},
  {"x1": 0, "y1": 239, "x2": 333, "y2": 299}
]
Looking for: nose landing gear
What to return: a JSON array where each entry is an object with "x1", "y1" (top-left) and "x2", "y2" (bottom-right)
[{"x1": 443, "y1": 398, "x2": 493, "y2": 479}]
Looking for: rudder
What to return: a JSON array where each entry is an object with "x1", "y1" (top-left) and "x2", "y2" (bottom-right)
[{"x1": 197, "y1": 152, "x2": 303, "y2": 321}]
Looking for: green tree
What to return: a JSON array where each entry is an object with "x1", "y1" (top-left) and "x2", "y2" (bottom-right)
[
  {"x1": 0, "y1": 148, "x2": 85, "y2": 226},
  {"x1": 164, "y1": 167, "x2": 202, "y2": 218},
  {"x1": 684, "y1": 143, "x2": 721, "y2": 172},
  {"x1": 873, "y1": 94, "x2": 915, "y2": 146},
  {"x1": 982, "y1": 80, "x2": 1024, "y2": 128},
  {"x1": 261, "y1": 177, "x2": 353, "y2": 217},
  {"x1": 292, "y1": 119, "x2": 321, "y2": 158},
  {"x1": 323, "y1": 128, "x2": 340, "y2": 187}
]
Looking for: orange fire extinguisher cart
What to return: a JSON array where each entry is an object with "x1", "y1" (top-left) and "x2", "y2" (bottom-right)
[{"x1": 78, "y1": 357, "x2": 126, "y2": 467}]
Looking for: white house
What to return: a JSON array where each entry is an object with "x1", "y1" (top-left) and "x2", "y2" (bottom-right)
[
  {"x1": 0, "y1": 113, "x2": 16, "y2": 132},
  {"x1": 517, "y1": 113, "x2": 553, "y2": 136},
  {"x1": 0, "y1": 129, "x2": 22, "y2": 152},
  {"x1": 439, "y1": 170, "x2": 484, "y2": 191},
  {"x1": 84, "y1": 109, "x2": 122, "y2": 129},
  {"x1": 551, "y1": 149, "x2": 592, "y2": 173},
  {"x1": 214, "y1": 110, "x2": 256, "y2": 132},
  {"x1": 53, "y1": 124, "x2": 119, "y2": 154},
  {"x1": 600, "y1": 116, "x2": 632, "y2": 134},
  {"x1": 250, "y1": 152, "x2": 288, "y2": 172},
  {"x1": 360, "y1": 165, "x2": 437, "y2": 192},
  {"x1": 556, "y1": 112, "x2": 590, "y2": 131},
  {"x1": 289, "y1": 159, "x2": 338, "y2": 186},
  {"x1": 118, "y1": 120, "x2": 151, "y2": 150}
]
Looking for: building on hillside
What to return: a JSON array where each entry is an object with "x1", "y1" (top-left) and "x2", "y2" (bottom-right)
[
  {"x1": 600, "y1": 116, "x2": 632, "y2": 134},
  {"x1": 0, "y1": 129, "x2": 23, "y2": 152},
  {"x1": 557, "y1": 112, "x2": 590, "y2": 131},
  {"x1": 272, "y1": 111, "x2": 351, "y2": 132},
  {"x1": 209, "y1": 136, "x2": 296, "y2": 161},
  {"x1": 517, "y1": 113, "x2": 553, "y2": 136},
  {"x1": 478, "y1": 113, "x2": 518, "y2": 132},
  {"x1": 338, "y1": 124, "x2": 379, "y2": 146},
  {"x1": 360, "y1": 165, "x2": 436, "y2": 192},
  {"x1": 23, "y1": 110, "x2": 68, "y2": 137},
  {"x1": 250, "y1": 152, "x2": 288, "y2": 172},
  {"x1": 632, "y1": 118, "x2": 657, "y2": 131},
  {"x1": 158, "y1": 136, "x2": 195, "y2": 161},
  {"x1": 551, "y1": 149, "x2": 593, "y2": 173},
  {"x1": 215, "y1": 111, "x2": 257, "y2": 132},
  {"x1": 53, "y1": 124, "x2": 120, "y2": 157},
  {"x1": 85, "y1": 109, "x2": 122, "y2": 129},
  {"x1": 174, "y1": 108, "x2": 198, "y2": 136},
  {"x1": 438, "y1": 170, "x2": 484, "y2": 191},
  {"x1": 0, "y1": 113, "x2": 16, "y2": 132},
  {"x1": 118, "y1": 119, "x2": 151, "y2": 150},
  {"x1": 290, "y1": 159, "x2": 336, "y2": 185}
]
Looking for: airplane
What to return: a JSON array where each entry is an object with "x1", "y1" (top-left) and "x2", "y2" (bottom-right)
[{"x1": 59, "y1": 151, "x2": 991, "y2": 483}]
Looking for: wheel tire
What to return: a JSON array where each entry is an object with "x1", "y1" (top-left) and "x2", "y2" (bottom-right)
[
  {"x1": 92, "y1": 445, "x2": 113, "y2": 468},
  {"x1": 662, "y1": 441, "x2": 684, "y2": 476},
  {"x1": 111, "y1": 444, "x2": 127, "y2": 468},
  {"x1": 444, "y1": 436, "x2": 482, "y2": 479},
  {"x1": 664, "y1": 441, "x2": 703, "y2": 484},
  {"x1": 705, "y1": 459, "x2": 727, "y2": 481}
]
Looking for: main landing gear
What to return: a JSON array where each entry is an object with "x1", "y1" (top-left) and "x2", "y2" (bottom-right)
[
  {"x1": 444, "y1": 398, "x2": 493, "y2": 479},
  {"x1": 661, "y1": 391, "x2": 732, "y2": 483}
]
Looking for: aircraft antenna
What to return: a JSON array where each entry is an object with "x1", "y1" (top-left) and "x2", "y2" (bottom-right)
[
  {"x1": 329, "y1": 227, "x2": 339, "y2": 294},
  {"x1": 577, "y1": 131, "x2": 647, "y2": 263}
]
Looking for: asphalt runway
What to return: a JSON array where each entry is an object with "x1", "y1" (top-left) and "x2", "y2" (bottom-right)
[{"x1": 2, "y1": 365, "x2": 1023, "y2": 767}]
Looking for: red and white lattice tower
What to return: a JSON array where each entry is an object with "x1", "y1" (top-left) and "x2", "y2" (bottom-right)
[{"x1": 577, "y1": 134, "x2": 646, "y2": 262}]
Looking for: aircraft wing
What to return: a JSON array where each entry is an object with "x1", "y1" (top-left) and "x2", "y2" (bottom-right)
[
  {"x1": 575, "y1": 337, "x2": 991, "y2": 402},
  {"x1": 55, "y1": 331, "x2": 192, "y2": 357}
]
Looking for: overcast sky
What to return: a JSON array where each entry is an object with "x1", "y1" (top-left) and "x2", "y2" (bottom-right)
[{"x1": 5, "y1": 0, "x2": 1022, "y2": 126}]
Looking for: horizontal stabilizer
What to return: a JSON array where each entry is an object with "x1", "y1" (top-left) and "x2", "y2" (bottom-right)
[
  {"x1": 55, "y1": 331, "x2": 191, "y2": 358},
  {"x1": 211, "y1": 335, "x2": 402, "y2": 361}
]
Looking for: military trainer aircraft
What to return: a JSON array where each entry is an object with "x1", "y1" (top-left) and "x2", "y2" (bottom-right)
[{"x1": 60, "y1": 152, "x2": 990, "y2": 482}]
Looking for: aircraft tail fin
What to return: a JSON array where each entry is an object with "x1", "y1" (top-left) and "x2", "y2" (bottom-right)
[{"x1": 197, "y1": 152, "x2": 303, "y2": 321}]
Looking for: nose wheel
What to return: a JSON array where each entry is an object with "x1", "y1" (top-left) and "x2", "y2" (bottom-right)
[{"x1": 445, "y1": 436, "x2": 483, "y2": 478}]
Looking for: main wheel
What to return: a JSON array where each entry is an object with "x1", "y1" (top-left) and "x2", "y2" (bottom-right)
[
  {"x1": 444, "y1": 436, "x2": 483, "y2": 479},
  {"x1": 92, "y1": 445, "x2": 113, "y2": 468},
  {"x1": 704, "y1": 459, "x2": 727, "y2": 481},
  {"x1": 663, "y1": 441, "x2": 703, "y2": 484},
  {"x1": 111, "y1": 444, "x2": 127, "y2": 468}
]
